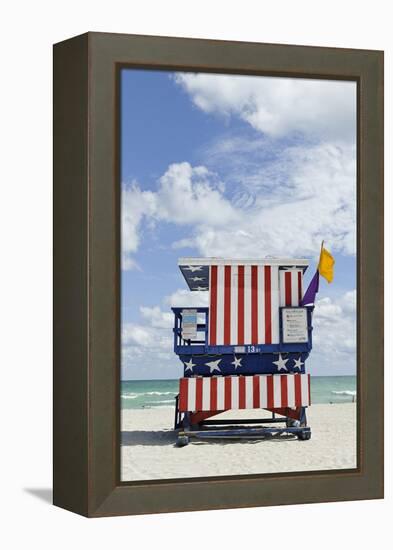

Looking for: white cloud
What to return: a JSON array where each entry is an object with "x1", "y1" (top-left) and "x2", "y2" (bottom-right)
[
  {"x1": 122, "y1": 323, "x2": 172, "y2": 352},
  {"x1": 122, "y1": 76, "x2": 356, "y2": 268},
  {"x1": 121, "y1": 182, "x2": 156, "y2": 269},
  {"x1": 121, "y1": 321, "x2": 173, "y2": 375},
  {"x1": 340, "y1": 289, "x2": 356, "y2": 314},
  {"x1": 139, "y1": 305, "x2": 173, "y2": 328},
  {"x1": 164, "y1": 288, "x2": 209, "y2": 308},
  {"x1": 173, "y1": 142, "x2": 356, "y2": 258},
  {"x1": 174, "y1": 73, "x2": 356, "y2": 143},
  {"x1": 121, "y1": 162, "x2": 237, "y2": 269},
  {"x1": 122, "y1": 287, "x2": 207, "y2": 375},
  {"x1": 122, "y1": 138, "x2": 355, "y2": 268},
  {"x1": 309, "y1": 290, "x2": 356, "y2": 375},
  {"x1": 155, "y1": 162, "x2": 236, "y2": 226}
]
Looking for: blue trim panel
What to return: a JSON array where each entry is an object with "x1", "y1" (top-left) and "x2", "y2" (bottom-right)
[
  {"x1": 172, "y1": 306, "x2": 314, "y2": 360},
  {"x1": 178, "y1": 351, "x2": 309, "y2": 376}
]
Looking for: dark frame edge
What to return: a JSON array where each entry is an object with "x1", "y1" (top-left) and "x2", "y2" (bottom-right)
[
  {"x1": 53, "y1": 32, "x2": 90, "y2": 517},
  {"x1": 357, "y1": 48, "x2": 384, "y2": 501},
  {"x1": 89, "y1": 471, "x2": 383, "y2": 518}
]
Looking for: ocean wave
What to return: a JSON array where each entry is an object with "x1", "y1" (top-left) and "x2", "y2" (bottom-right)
[
  {"x1": 136, "y1": 405, "x2": 174, "y2": 410},
  {"x1": 143, "y1": 391, "x2": 177, "y2": 396},
  {"x1": 331, "y1": 390, "x2": 356, "y2": 396},
  {"x1": 121, "y1": 391, "x2": 177, "y2": 399},
  {"x1": 145, "y1": 399, "x2": 175, "y2": 405}
]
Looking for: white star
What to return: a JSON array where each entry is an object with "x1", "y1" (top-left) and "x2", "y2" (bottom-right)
[
  {"x1": 192, "y1": 286, "x2": 207, "y2": 291},
  {"x1": 273, "y1": 354, "x2": 289, "y2": 371},
  {"x1": 184, "y1": 265, "x2": 203, "y2": 272},
  {"x1": 231, "y1": 356, "x2": 242, "y2": 369},
  {"x1": 183, "y1": 358, "x2": 195, "y2": 372},
  {"x1": 206, "y1": 359, "x2": 221, "y2": 373},
  {"x1": 190, "y1": 276, "x2": 205, "y2": 282},
  {"x1": 293, "y1": 357, "x2": 304, "y2": 370}
]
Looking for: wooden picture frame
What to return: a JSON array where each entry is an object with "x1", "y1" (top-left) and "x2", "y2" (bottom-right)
[{"x1": 53, "y1": 32, "x2": 383, "y2": 517}]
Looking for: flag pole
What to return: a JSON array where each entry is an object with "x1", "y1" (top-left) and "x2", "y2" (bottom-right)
[{"x1": 318, "y1": 240, "x2": 324, "y2": 269}]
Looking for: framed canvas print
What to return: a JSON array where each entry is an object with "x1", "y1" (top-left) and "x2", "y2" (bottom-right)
[{"x1": 53, "y1": 32, "x2": 383, "y2": 517}]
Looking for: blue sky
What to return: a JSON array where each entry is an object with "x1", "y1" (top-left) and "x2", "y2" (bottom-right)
[{"x1": 121, "y1": 69, "x2": 357, "y2": 380}]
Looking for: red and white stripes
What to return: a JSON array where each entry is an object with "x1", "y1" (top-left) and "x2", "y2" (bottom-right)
[
  {"x1": 179, "y1": 374, "x2": 311, "y2": 412},
  {"x1": 279, "y1": 269, "x2": 303, "y2": 307},
  {"x1": 209, "y1": 265, "x2": 280, "y2": 346}
]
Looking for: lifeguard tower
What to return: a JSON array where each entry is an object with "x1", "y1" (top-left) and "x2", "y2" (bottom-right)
[{"x1": 172, "y1": 257, "x2": 313, "y2": 445}]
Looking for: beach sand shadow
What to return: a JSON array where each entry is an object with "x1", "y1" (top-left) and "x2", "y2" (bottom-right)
[
  {"x1": 121, "y1": 430, "x2": 177, "y2": 446},
  {"x1": 121, "y1": 430, "x2": 297, "y2": 447},
  {"x1": 191, "y1": 434, "x2": 298, "y2": 445}
]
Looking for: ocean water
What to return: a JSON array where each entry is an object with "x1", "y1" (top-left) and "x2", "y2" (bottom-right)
[{"x1": 121, "y1": 375, "x2": 356, "y2": 410}]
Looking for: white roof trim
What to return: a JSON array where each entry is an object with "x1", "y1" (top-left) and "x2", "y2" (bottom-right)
[{"x1": 178, "y1": 257, "x2": 310, "y2": 267}]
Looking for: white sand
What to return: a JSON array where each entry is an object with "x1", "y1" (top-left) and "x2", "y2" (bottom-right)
[{"x1": 121, "y1": 404, "x2": 356, "y2": 481}]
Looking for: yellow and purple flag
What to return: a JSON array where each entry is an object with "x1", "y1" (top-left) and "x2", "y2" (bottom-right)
[{"x1": 300, "y1": 244, "x2": 335, "y2": 305}]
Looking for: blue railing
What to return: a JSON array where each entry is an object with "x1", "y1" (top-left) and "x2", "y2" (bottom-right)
[
  {"x1": 172, "y1": 307, "x2": 209, "y2": 355},
  {"x1": 172, "y1": 306, "x2": 314, "y2": 356}
]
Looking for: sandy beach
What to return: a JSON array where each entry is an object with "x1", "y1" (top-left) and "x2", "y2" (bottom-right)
[{"x1": 121, "y1": 403, "x2": 356, "y2": 481}]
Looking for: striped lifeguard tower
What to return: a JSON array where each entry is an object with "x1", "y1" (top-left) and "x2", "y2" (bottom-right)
[{"x1": 172, "y1": 257, "x2": 313, "y2": 445}]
